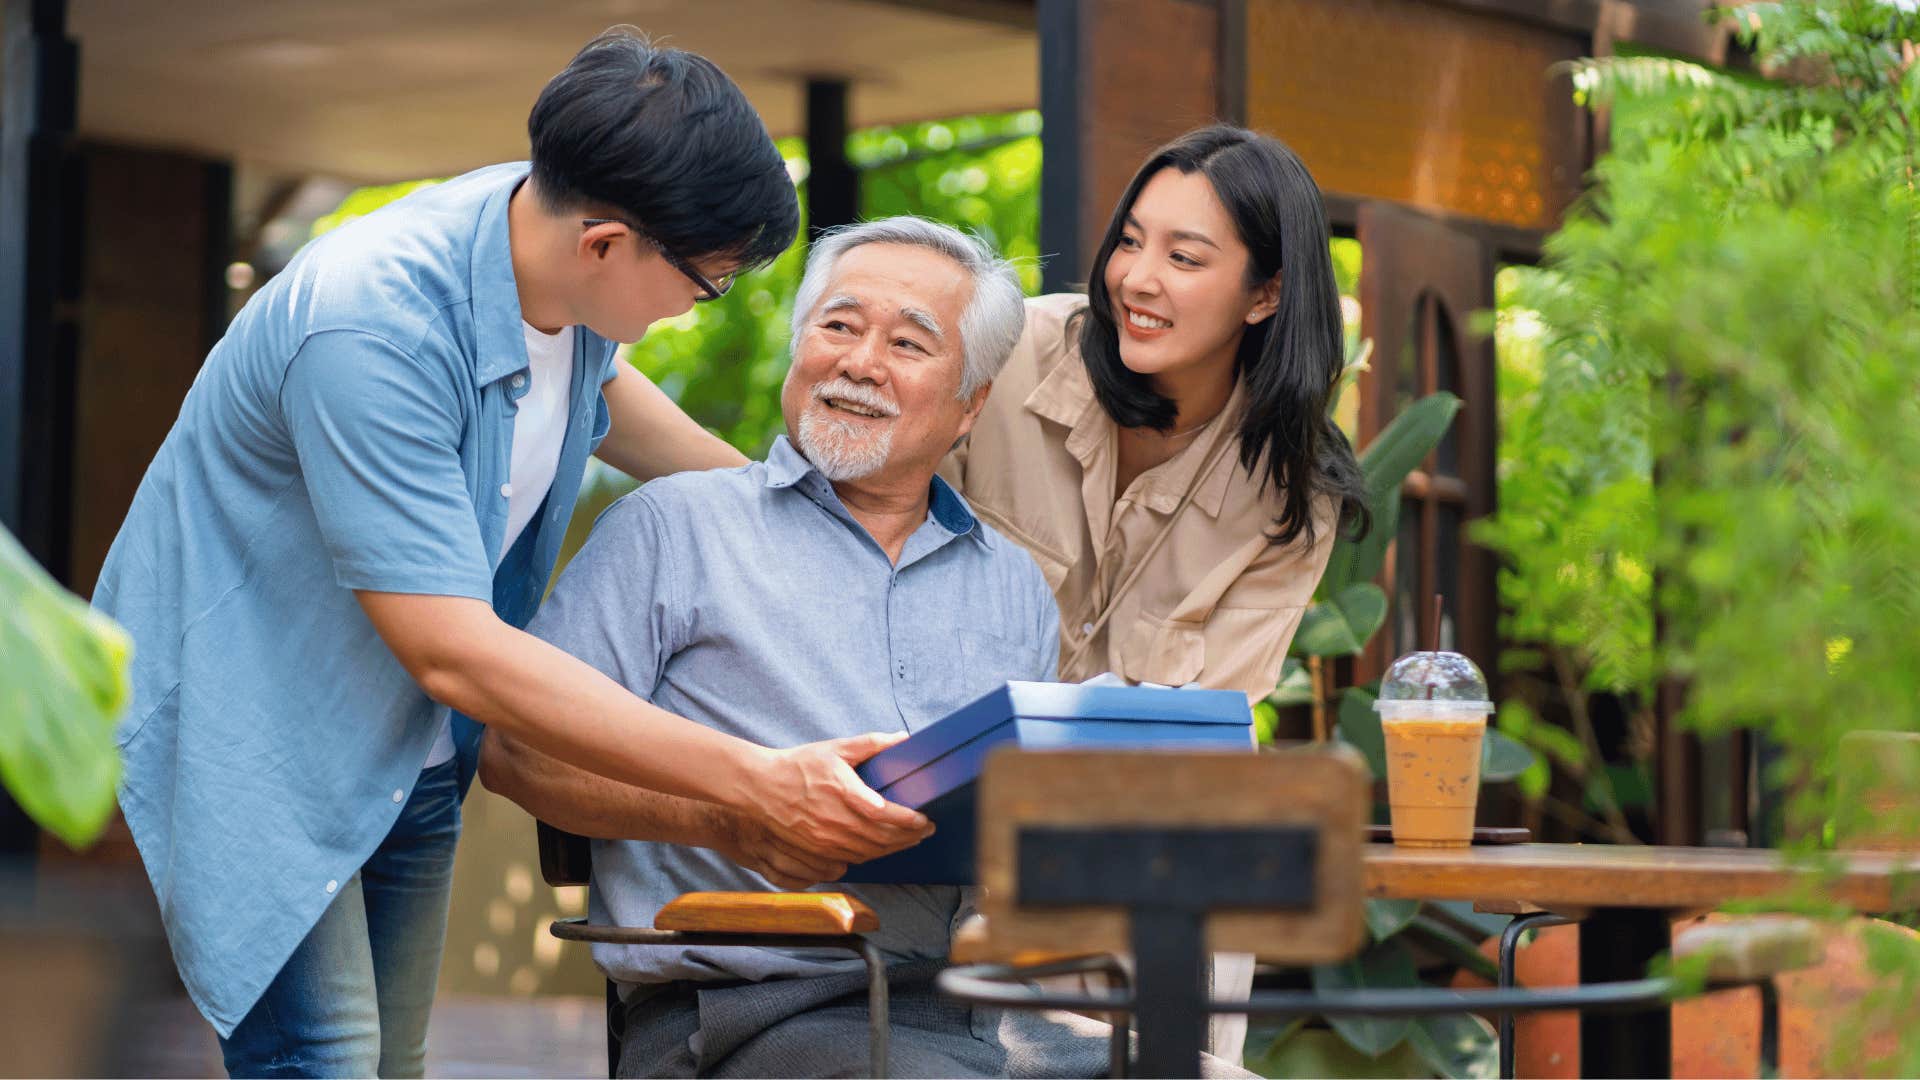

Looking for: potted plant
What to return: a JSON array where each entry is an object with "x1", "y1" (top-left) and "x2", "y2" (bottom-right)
[{"x1": 1246, "y1": 386, "x2": 1539, "y2": 1078}]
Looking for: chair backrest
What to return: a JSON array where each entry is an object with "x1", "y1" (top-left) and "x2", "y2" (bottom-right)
[
  {"x1": 536, "y1": 820, "x2": 594, "y2": 888},
  {"x1": 974, "y1": 746, "x2": 1369, "y2": 965}
]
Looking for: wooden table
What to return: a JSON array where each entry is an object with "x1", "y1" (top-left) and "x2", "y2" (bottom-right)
[{"x1": 1362, "y1": 843, "x2": 1920, "y2": 1077}]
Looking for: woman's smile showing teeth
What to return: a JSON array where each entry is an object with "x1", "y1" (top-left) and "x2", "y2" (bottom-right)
[{"x1": 1122, "y1": 303, "x2": 1173, "y2": 340}]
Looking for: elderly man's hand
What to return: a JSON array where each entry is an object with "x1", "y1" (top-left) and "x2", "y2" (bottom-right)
[
  {"x1": 735, "y1": 732, "x2": 934, "y2": 872},
  {"x1": 716, "y1": 816, "x2": 848, "y2": 890}
]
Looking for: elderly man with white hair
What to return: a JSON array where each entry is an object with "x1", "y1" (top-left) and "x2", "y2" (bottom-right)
[{"x1": 481, "y1": 218, "x2": 1211, "y2": 1078}]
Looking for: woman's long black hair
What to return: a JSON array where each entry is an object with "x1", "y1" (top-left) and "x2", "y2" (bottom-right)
[{"x1": 1075, "y1": 125, "x2": 1369, "y2": 549}]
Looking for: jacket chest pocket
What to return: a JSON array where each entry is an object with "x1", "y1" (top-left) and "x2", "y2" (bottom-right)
[{"x1": 1120, "y1": 614, "x2": 1206, "y2": 687}]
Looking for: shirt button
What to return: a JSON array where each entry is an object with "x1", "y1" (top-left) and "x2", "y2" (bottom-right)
[
  {"x1": 392, "y1": 789, "x2": 405, "y2": 803},
  {"x1": 500, "y1": 482, "x2": 513, "y2": 498},
  {"x1": 1082, "y1": 622, "x2": 1095, "y2": 635},
  {"x1": 325, "y1": 879, "x2": 338, "y2": 894},
  {"x1": 511, "y1": 373, "x2": 527, "y2": 389}
]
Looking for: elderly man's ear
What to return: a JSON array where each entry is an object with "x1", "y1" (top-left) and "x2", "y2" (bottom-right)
[{"x1": 957, "y1": 380, "x2": 993, "y2": 438}]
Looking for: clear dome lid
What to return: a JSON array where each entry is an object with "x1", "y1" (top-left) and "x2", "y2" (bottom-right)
[{"x1": 1374, "y1": 651, "x2": 1492, "y2": 717}]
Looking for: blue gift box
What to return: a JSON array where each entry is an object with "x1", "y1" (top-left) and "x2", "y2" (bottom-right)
[{"x1": 841, "y1": 681, "x2": 1253, "y2": 885}]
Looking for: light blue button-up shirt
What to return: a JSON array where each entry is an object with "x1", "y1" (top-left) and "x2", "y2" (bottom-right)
[
  {"x1": 93, "y1": 163, "x2": 619, "y2": 1036},
  {"x1": 524, "y1": 436, "x2": 1059, "y2": 988}
]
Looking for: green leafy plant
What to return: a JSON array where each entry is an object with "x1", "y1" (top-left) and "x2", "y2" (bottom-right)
[
  {"x1": 1251, "y1": 385, "x2": 1538, "y2": 1076},
  {"x1": 1469, "y1": 1, "x2": 1920, "y2": 1073},
  {"x1": 1259, "y1": 389, "x2": 1535, "y2": 785},
  {"x1": 0, "y1": 525, "x2": 130, "y2": 848}
]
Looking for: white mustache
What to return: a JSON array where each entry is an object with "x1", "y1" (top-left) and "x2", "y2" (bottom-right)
[{"x1": 811, "y1": 378, "x2": 899, "y2": 418}]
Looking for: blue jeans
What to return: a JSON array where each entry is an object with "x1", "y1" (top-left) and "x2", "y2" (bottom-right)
[{"x1": 219, "y1": 760, "x2": 462, "y2": 1078}]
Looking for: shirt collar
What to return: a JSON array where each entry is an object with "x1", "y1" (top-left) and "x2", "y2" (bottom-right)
[
  {"x1": 470, "y1": 166, "x2": 534, "y2": 387},
  {"x1": 1023, "y1": 341, "x2": 1099, "y2": 429},
  {"x1": 764, "y1": 435, "x2": 990, "y2": 548},
  {"x1": 1024, "y1": 345, "x2": 1245, "y2": 518},
  {"x1": 1134, "y1": 378, "x2": 1248, "y2": 517},
  {"x1": 763, "y1": 434, "x2": 818, "y2": 490}
]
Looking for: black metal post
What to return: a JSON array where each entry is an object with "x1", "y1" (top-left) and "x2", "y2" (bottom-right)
[
  {"x1": 1017, "y1": 824, "x2": 1318, "y2": 1079},
  {"x1": 0, "y1": 0, "x2": 80, "y2": 578},
  {"x1": 805, "y1": 78, "x2": 857, "y2": 237},
  {"x1": 1758, "y1": 977, "x2": 1780, "y2": 1075},
  {"x1": 1037, "y1": 0, "x2": 1081, "y2": 292},
  {"x1": 1130, "y1": 908, "x2": 1208, "y2": 1079},
  {"x1": 1579, "y1": 907, "x2": 1670, "y2": 1079}
]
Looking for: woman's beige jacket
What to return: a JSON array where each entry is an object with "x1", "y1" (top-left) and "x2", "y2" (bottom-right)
[{"x1": 939, "y1": 293, "x2": 1336, "y2": 704}]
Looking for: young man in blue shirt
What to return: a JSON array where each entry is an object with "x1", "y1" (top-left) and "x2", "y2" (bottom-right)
[{"x1": 94, "y1": 29, "x2": 930, "y2": 1077}]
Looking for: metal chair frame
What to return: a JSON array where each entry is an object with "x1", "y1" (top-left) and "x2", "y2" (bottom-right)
[
  {"x1": 940, "y1": 954, "x2": 1674, "y2": 1078},
  {"x1": 548, "y1": 918, "x2": 890, "y2": 1077},
  {"x1": 537, "y1": 823, "x2": 892, "y2": 1078}
]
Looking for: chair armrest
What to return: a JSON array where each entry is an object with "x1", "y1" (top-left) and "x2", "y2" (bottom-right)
[
  {"x1": 1673, "y1": 915, "x2": 1825, "y2": 985},
  {"x1": 655, "y1": 892, "x2": 880, "y2": 935}
]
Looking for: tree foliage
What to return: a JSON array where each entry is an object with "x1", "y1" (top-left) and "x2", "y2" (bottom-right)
[{"x1": 1478, "y1": 3, "x2": 1920, "y2": 1068}]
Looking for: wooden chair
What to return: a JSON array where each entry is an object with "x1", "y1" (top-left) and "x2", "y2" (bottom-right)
[
  {"x1": 535, "y1": 822, "x2": 892, "y2": 1078},
  {"x1": 936, "y1": 748, "x2": 1823, "y2": 1079}
]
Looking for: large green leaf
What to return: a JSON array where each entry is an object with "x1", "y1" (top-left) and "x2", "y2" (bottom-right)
[
  {"x1": 1312, "y1": 937, "x2": 1419, "y2": 1058},
  {"x1": 1480, "y1": 728, "x2": 1538, "y2": 783},
  {"x1": 1364, "y1": 898, "x2": 1421, "y2": 942},
  {"x1": 1403, "y1": 914, "x2": 1499, "y2": 983},
  {"x1": 1293, "y1": 583, "x2": 1390, "y2": 658},
  {"x1": 1408, "y1": 1014, "x2": 1498, "y2": 1079},
  {"x1": 1336, "y1": 686, "x2": 1386, "y2": 780},
  {"x1": 1322, "y1": 393, "x2": 1462, "y2": 597},
  {"x1": 1266, "y1": 657, "x2": 1315, "y2": 707},
  {"x1": 0, "y1": 526, "x2": 129, "y2": 848}
]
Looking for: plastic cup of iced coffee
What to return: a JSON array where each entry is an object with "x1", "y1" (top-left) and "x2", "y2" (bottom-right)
[{"x1": 1374, "y1": 651, "x2": 1493, "y2": 849}]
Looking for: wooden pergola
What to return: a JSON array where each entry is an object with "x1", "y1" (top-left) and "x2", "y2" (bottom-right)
[{"x1": 3, "y1": 0, "x2": 1743, "y2": 855}]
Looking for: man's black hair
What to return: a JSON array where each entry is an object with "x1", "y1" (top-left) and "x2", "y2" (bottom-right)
[{"x1": 528, "y1": 27, "x2": 799, "y2": 273}]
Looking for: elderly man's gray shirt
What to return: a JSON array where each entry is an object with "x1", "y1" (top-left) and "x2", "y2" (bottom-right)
[{"x1": 529, "y1": 435, "x2": 1059, "y2": 987}]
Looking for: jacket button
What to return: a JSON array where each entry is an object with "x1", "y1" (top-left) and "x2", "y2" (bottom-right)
[
  {"x1": 500, "y1": 482, "x2": 513, "y2": 498},
  {"x1": 511, "y1": 373, "x2": 527, "y2": 389}
]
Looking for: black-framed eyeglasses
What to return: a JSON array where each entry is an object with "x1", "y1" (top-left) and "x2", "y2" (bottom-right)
[{"x1": 581, "y1": 218, "x2": 733, "y2": 302}]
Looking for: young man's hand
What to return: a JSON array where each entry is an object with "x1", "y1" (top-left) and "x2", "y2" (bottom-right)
[{"x1": 732, "y1": 732, "x2": 934, "y2": 872}]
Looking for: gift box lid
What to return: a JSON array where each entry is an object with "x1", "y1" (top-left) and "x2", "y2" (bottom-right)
[
  {"x1": 844, "y1": 681, "x2": 1253, "y2": 884},
  {"x1": 857, "y1": 680, "x2": 1251, "y2": 794}
]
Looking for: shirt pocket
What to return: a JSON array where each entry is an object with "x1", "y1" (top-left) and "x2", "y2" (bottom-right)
[
  {"x1": 936, "y1": 629, "x2": 1037, "y2": 706},
  {"x1": 1120, "y1": 613, "x2": 1206, "y2": 687}
]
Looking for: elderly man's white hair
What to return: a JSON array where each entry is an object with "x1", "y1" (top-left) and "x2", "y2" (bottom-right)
[{"x1": 789, "y1": 217, "x2": 1026, "y2": 399}]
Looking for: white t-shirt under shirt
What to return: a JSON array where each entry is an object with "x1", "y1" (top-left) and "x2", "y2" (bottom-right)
[{"x1": 423, "y1": 322, "x2": 577, "y2": 768}]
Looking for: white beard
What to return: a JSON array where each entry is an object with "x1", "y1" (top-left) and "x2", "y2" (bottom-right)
[{"x1": 796, "y1": 405, "x2": 894, "y2": 481}]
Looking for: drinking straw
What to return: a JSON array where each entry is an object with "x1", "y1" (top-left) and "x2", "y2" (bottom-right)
[{"x1": 1424, "y1": 593, "x2": 1443, "y2": 699}]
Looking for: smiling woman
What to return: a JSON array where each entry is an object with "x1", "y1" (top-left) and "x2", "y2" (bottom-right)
[{"x1": 937, "y1": 123, "x2": 1368, "y2": 1065}]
